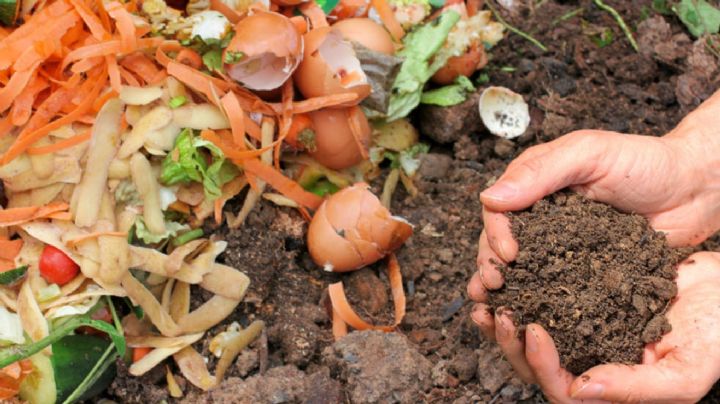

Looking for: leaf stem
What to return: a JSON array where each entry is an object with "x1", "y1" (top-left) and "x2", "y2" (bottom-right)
[
  {"x1": 487, "y1": 1, "x2": 548, "y2": 52},
  {"x1": 592, "y1": 0, "x2": 639, "y2": 52}
]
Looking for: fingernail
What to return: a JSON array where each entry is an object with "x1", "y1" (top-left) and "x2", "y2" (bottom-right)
[
  {"x1": 571, "y1": 382, "x2": 605, "y2": 399},
  {"x1": 470, "y1": 304, "x2": 487, "y2": 326},
  {"x1": 481, "y1": 183, "x2": 518, "y2": 203},
  {"x1": 526, "y1": 326, "x2": 539, "y2": 353},
  {"x1": 497, "y1": 239, "x2": 512, "y2": 261}
]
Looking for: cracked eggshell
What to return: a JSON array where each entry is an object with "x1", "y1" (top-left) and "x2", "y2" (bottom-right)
[
  {"x1": 332, "y1": 18, "x2": 395, "y2": 55},
  {"x1": 307, "y1": 183, "x2": 413, "y2": 272},
  {"x1": 294, "y1": 27, "x2": 371, "y2": 105},
  {"x1": 224, "y1": 11, "x2": 302, "y2": 91},
  {"x1": 478, "y1": 86, "x2": 530, "y2": 139},
  {"x1": 308, "y1": 106, "x2": 370, "y2": 170}
]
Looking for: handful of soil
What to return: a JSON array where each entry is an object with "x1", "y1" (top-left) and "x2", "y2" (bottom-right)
[{"x1": 488, "y1": 192, "x2": 689, "y2": 375}]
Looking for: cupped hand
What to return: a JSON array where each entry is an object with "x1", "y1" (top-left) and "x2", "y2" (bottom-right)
[
  {"x1": 468, "y1": 124, "x2": 720, "y2": 299},
  {"x1": 472, "y1": 252, "x2": 720, "y2": 403}
]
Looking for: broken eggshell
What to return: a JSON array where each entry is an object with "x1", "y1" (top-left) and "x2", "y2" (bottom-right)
[
  {"x1": 224, "y1": 11, "x2": 303, "y2": 91},
  {"x1": 332, "y1": 18, "x2": 396, "y2": 55},
  {"x1": 308, "y1": 105, "x2": 371, "y2": 170},
  {"x1": 294, "y1": 27, "x2": 371, "y2": 104},
  {"x1": 478, "y1": 86, "x2": 530, "y2": 139},
  {"x1": 307, "y1": 183, "x2": 413, "y2": 272}
]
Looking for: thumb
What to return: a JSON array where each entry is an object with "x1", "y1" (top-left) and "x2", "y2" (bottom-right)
[
  {"x1": 570, "y1": 360, "x2": 704, "y2": 403},
  {"x1": 480, "y1": 130, "x2": 610, "y2": 212}
]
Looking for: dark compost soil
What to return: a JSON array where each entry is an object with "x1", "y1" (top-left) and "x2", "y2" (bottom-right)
[
  {"x1": 488, "y1": 192, "x2": 686, "y2": 375},
  {"x1": 107, "y1": 0, "x2": 720, "y2": 403}
]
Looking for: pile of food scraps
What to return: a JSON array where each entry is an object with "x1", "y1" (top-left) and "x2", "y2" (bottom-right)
[{"x1": 0, "y1": 0, "x2": 510, "y2": 400}]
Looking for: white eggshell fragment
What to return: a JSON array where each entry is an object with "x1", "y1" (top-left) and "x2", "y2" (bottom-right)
[{"x1": 478, "y1": 86, "x2": 530, "y2": 139}]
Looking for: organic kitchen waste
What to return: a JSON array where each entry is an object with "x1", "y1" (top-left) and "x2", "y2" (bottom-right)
[{"x1": 0, "y1": 0, "x2": 506, "y2": 401}]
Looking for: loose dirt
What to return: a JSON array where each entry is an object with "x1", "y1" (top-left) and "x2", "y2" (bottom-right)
[{"x1": 489, "y1": 192, "x2": 687, "y2": 375}]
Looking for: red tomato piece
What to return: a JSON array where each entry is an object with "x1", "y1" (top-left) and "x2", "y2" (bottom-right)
[{"x1": 39, "y1": 245, "x2": 80, "y2": 285}]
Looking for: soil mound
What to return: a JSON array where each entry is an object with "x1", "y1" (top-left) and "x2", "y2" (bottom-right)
[{"x1": 489, "y1": 192, "x2": 688, "y2": 374}]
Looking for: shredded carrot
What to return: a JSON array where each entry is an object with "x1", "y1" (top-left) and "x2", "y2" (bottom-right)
[
  {"x1": 0, "y1": 360, "x2": 32, "y2": 400},
  {"x1": 328, "y1": 253, "x2": 406, "y2": 340},
  {"x1": 199, "y1": 130, "x2": 272, "y2": 160},
  {"x1": 272, "y1": 93, "x2": 359, "y2": 114},
  {"x1": 92, "y1": 90, "x2": 119, "y2": 112},
  {"x1": 166, "y1": 61, "x2": 232, "y2": 105},
  {"x1": 107, "y1": 1, "x2": 138, "y2": 53},
  {"x1": 466, "y1": 0, "x2": 482, "y2": 16},
  {"x1": 121, "y1": 52, "x2": 161, "y2": 83},
  {"x1": 45, "y1": 211, "x2": 73, "y2": 221},
  {"x1": 0, "y1": 117, "x2": 13, "y2": 136},
  {"x1": 27, "y1": 129, "x2": 92, "y2": 155},
  {"x1": 210, "y1": 0, "x2": 241, "y2": 23},
  {"x1": 332, "y1": 308, "x2": 349, "y2": 340},
  {"x1": 69, "y1": 0, "x2": 109, "y2": 40},
  {"x1": 370, "y1": 0, "x2": 404, "y2": 41},
  {"x1": 62, "y1": 37, "x2": 164, "y2": 70},
  {"x1": 10, "y1": 75, "x2": 48, "y2": 127},
  {"x1": 220, "y1": 92, "x2": 247, "y2": 149},
  {"x1": 132, "y1": 347, "x2": 152, "y2": 363},
  {"x1": 0, "y1": 239, "x2": 23, "y2": 261},
  {"x1": 0, "y1": 202, "x2": 70, "y2": 227},
  {"x1": 285, "y1": 113, "x2": 313, "y2": 150},
  {"x1": 275, "y1": 79, "x2": 294, "y2": 170},
  {"x1": 299, "y1": 1, "x2": 329, "y2": 28},
  {"x1": 244, "y1": 112, "x2": 262, "y2": 141},
  {"x1": 242, "y1": 158, "x2": 323, "y2": 210},
  {"x1": 118, "y1": 65, "x2": 141, "y2": 86},
  {"x1": 2, "y1": 70, "x2": 107, "y2": 164},
  {"x1": 106, "y1": 55, "x2": 122, "y2": 92},
  {"x1": 297, "y1": 206, "x2": 312, "y2": 222},
  {"x1": 176, "y1": 48, "x2": 203, "y2": 70},
  {"x1": 0, "y1": 67, "x2": 39, "y2": 114},
  {"x1": 66, "y1": 231, "x2": 127, "y2": 248}
]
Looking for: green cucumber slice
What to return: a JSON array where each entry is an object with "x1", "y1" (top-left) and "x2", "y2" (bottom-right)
[
  {"x1": 51, "y1": 335, "x2": 116, "y2": 403},
  {"x1": 0, "y1": 0, "x2": 19, "y2": 26},
  {"x1": 0, "y1": 265, "x2": 28, "y2": 285}
]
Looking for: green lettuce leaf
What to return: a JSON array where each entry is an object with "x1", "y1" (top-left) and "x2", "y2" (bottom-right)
[
  {"x1": 134, "y1": 217, "x2": 189, "y2": 244},
  {"x1": 673, "y1": 0, "x2": 720, "y2": 37},
  {"x1": 420, "y1": 76, "x2": 475, "y2": 106},
  {"x1": 386, "y1": 10, "x2": 460, "y2": 121},
  {"x1": 161, "y1": 129, "x2": 239, "y2": 200}
]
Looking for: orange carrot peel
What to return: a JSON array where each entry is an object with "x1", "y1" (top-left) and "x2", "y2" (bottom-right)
[
  {"x1": 0, "y1": 202, "x2": 71, "y2": 227},
  {"x1": 329, "y1": 253, "x2": 407, "y2": 340}
]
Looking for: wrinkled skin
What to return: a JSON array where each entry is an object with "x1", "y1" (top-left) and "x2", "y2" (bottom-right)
[{"x1": 469, "y1": 91, "x2": 720, "y2": 402}]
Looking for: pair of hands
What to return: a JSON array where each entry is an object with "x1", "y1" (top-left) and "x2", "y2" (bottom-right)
[{"x1": 469, "y1": 92, "x2": 720, "y2": 403}]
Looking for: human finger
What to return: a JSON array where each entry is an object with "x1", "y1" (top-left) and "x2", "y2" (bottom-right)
[
  {"x1": 467, "y1": 270, "x2": 488, "y2": 303},
  {"x1": 480, "y1": 130, "x2": 611, "y2": 212},
  {"x1": 525, "y1": 324, "x2": 580, "y2": 403},
  {"x1": 477, "y1": 230, "x2": 504, "y2": 290},
  {"x1": 470, "y1": 303, "x2": 496, "y2": 342},
  {"x1": 494, "y1": 309, "x2": 535, "y2": 383},
  {"x1": 569, "y1": 358, "x2": 709, "y2": 403},
  {"x1": 483, "y1": 207, "x2": 518, "y2": 262}
]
